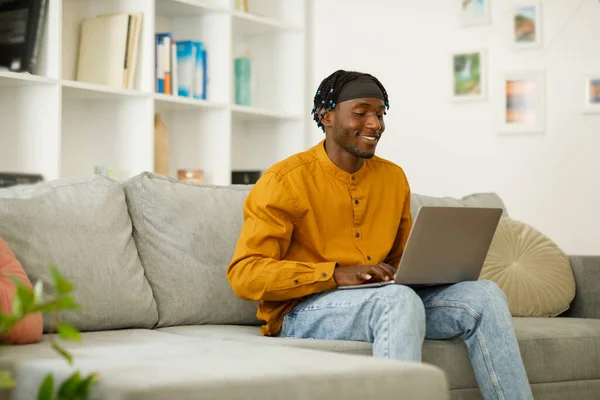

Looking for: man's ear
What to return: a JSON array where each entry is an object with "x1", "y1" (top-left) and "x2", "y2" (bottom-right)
[{"x1": 320, "y1": 108, "x2": 334, "y2": 129}]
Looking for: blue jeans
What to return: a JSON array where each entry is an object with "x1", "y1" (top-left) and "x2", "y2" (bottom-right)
[{"x1": 278, "y1": 280, "x2": 533, "y2": 400}]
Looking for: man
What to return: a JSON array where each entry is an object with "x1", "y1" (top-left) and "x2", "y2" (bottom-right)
[{"x1": 227, "y1": 70, "x2": 533, "y2": 400}]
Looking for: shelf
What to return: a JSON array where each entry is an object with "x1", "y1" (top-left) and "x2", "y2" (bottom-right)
[
  {"x1": 1, "y1": 0, "x2": 307, "y2": 186},
  {"x1": 232, "y1": 11, "x2": 302, "y2": 36},
  {"x1": 155, "y1": 0, "x2": 229, "y2": 17},
  {"x1": 231, "y1": 104, "x2": 302, "y2": 122},
  {"x1": 61, "y1": 80, "x2": 152, "y2": 101},
  {"x1": 154, "y1": 93, "x2": 228, "y2": 112},
  {"x1": 0, "y1": 71, "x2": 57, "y2": 87},
  {"x1": 155, "y1": 0, "x2": 301, "y2": 34}
]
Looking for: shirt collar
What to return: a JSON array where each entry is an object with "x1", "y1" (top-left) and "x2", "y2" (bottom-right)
[{"x1": 315, "y1": 140, "x2": 370, "y2": 185}]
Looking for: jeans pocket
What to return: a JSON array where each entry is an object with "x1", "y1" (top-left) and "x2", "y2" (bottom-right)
[{"x1": 279, "y1": 313, "x2": 295, "y2": 338}]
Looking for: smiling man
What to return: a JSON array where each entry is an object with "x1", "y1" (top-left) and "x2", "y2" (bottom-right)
[{"x1": 227, "y1": 70, "x2": 533, "y2": 400}]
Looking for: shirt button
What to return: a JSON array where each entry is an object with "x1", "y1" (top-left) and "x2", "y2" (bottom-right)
[
  {"x1": 355, "y1": 232, "x2": 360, "y2": 238},
  {"x1": 354, "y1": 199, "x2": 359, "y2": 205},
  {"x1": 294, "y1": 279, "x2": 299, "y2": 284},
  {"x1": 321, "y1": 272, "x2": 327, "y2": 278},
  {"x1": 351, "y1": 175, "x2": 356, "y2": 181},
  {"x1": 367, "y1": 256, "x2": 372, "y2": 261}
]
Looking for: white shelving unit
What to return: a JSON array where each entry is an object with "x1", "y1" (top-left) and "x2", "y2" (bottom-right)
[{"x1": 0, "y1": 0, "x2": 307, "y2": 185}]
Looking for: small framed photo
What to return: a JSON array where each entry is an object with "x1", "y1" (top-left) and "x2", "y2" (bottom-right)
[
  {"x1": 584, "y1": 75, "x2": 600, "y2": 114},
  {"x1": 460, "y1": 0, "x2": 492, "y2": 27},
  {"x1": 512, "y1": 2, "x2": 543, "y2": 49},
  {"x1": 498, "y1": 70, "x2": 546, "y2": 135},
  {"x1": 451, "y1": 49, "x2": 487, "y2": 102}
]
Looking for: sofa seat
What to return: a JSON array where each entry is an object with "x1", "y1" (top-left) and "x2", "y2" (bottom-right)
[
  {"x1": 159, "y1": 325, "x2": 374, "y2": 355},
  {"x1": 159, "y1": 317, "x2": 600, "y2": 391},
  {"x1": 0, "y1": 329, "x2": 448, "y2": 400}
]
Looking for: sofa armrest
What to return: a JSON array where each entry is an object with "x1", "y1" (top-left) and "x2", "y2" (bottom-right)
[{"x1": 561, "y1": 256, "x2": 600, "y2": 319}]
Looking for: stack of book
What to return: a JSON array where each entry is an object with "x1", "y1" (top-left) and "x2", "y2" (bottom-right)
[
  {"x1": 75, "y1": 12, "x2": 143, "y2": 89},
  {"x1": 155, "y1": 33, "x2": 207, "y2": 100},
  {"x1": 0, "y1": 0, "x2": 48, "y2": 74}
]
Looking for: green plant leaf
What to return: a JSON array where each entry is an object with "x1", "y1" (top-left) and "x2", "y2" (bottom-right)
[
  {"x1": 0, "y1": 370, "x2": 15, "y2": 389},
  {"x1": 33, "y1": 280, "x2": 45, "y2": 303},
  {"x1": 51, "y1": 341, "x2": 73, "y2": 365},
  {"x1": 0, "y1": 313, "x2": 17, "y2": 334},
  {"x1": 37, "y1": 374, "x2": 54, "y2": 400},
  {"x1": 74, "y1": 373, "x2": 98, "y2": 398},
  {"x1": 57, "y1": 371, "x2": 81, "y2": 398},
  {"x1": 49, "y1": 265, "x2": 73, "y2": 295},
  {"x1": 57, "y1": 322, "x2": 81, "y2": 342},
  {"x1": 32, "y1": 301, "x2": 61, "y2": 314},
  {"x1": 32, "y1": 295, "x2": 80, "y2": 315},
  {"x1": 11, "y1": 294, "x2": 23, "y2": 318},
  {"x1": 14, "y1": 282, "x2": 34, "y2": 314},
  {"x1": 57, "y1": 295, "x2": 81, "y2": 311},
  {"x1": 10, "y1": 276, "x2": 34, "y2": 307}
]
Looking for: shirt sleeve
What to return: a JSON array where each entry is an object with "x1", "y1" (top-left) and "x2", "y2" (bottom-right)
[
  {"x1": 227, "y1": 172, "x2": 338, "y2": 302},
  {"x1": 384, "y1": 171, "x2": 413, "y2": 269}
]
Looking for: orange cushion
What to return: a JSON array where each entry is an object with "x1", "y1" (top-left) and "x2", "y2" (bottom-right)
[{"x1": 0, "y1": 236, "x2": 42, "y2": 344}]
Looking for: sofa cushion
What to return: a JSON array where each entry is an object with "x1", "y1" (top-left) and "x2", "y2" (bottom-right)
[
  {"x1": 0, "y1": 236, "x2": 43, "y2": 344},
  {"x1": 0, "y1": 175, "x2": 158, "y2": 332},
  {"x1": 410, "y1": 192, "x2": 508, "y2": 221},
  {"x1": 2, "y1": 329, "x2": 449, "y2": 400},
  {"x1": 158, "y1": 325, "x2": 373, "y2": 355},
  {"x1": 428, "y1": 317, "x2": 600, "y2": 389},
  {"x1": 158, "y1": 318, "x2": 600, "y2": 391},
  {"x1": 480, "y1": 218, "x2": 576, "y2": 317},
  {"x1": 453, "y1": 380, "x2": 600, "y2": 400},
  {"x1": 122, "y1": 172, "x2": 260, "y2": 327}
]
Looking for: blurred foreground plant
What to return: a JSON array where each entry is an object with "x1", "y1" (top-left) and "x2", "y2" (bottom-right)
[{"x1": 0, "y1": 265, "x2": 98, "y2": 399}]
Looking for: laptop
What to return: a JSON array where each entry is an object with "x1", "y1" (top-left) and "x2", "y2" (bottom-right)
[{"x1": 338, "y1": 206, "x2": 503, "y2": 290}]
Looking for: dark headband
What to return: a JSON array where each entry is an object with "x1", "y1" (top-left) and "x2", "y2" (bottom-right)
[{"x1": 336, "y1": 76, "x2": 384, "y2": 103}]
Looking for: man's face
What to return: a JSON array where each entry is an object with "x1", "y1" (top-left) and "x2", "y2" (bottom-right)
[{"x1": 326, "y1": 98, "x2": 386, "y2": 159}]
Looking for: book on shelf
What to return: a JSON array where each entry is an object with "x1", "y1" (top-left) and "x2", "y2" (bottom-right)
[
  {"x1": 156, "y1": 34, "x2": 206, "y2": 100},
  {"x1": 0, "y1": 0, "x2": 48, "y2": 74},
  {"x1": 234, "y1": 0, "x2": 249, "y2": 12},
  {"x1": 155, "y1": 33, "x2": 171, "y2": 94},
  {"x1": 0, "y1": 172, "x2": 43, "y2": 188},
  {"x1": 75, "y1": 12, "x2": 143, "y2": 89}
]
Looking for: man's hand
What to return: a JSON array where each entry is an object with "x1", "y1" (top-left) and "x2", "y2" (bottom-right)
[{"x1": 333, "y1": 263, "x2": 396, "y2": 287}]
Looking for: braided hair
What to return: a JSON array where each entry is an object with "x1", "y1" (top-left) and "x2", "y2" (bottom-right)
[{"x1": 311, "y1": 70, "x2": 390, "y2": 132}]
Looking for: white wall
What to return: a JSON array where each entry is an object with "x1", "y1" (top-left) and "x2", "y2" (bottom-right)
[{"x1": 307, "y1": 0, "x2": 600, "y2": 255}]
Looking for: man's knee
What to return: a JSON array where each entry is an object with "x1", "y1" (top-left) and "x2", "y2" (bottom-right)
[
  {"x1": 474, "y1": 280, "x2": 507, "y2": 301},
  {"x1": 373, "y1": 284, "x2": 426, "y2": 319},
  {"x1": 460, "y1": 280, "x2": 509, "y2": 313}
]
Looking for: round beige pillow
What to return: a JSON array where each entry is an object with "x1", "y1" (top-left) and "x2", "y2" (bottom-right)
[{"x1": 480, "y1": 218, "x2": 576, "y2": 317}]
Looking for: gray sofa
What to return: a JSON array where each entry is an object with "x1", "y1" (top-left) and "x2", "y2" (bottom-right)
[{"x1": 0, "y1": 172, "x2": 598, "y2": 400}]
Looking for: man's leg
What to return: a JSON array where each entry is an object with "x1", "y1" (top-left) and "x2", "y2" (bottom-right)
[
  {"x1": 416, "y1": 280, "x2": 533, "y2": 400},
  {"x1": 279, "y1": 284, "x2": 426, "y2": 360}
]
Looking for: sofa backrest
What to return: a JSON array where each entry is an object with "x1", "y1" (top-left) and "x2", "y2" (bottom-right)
[
  {"x1": 0, "y1": 175, "x2": 158, "y2": 332},
  {"x1": 410, "y1": 192, "x2": 509, "y2": 221},
  {"x1": 0, "y1": 172, "x2": 511, "y2": 331},
  {"x1": 122, "y1": 172, "x2": 261, "y2": 328}
]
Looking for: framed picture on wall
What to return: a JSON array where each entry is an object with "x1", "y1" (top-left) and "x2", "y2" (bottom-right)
[
  {"x1": 498, "y1": 70, "x2": 546, "y2": 134},
  {"x1": 583, "y1": 75, "x2": 600, "y2": 114},
  {"x1": 512, "y1": 2, "x2": 543, "y2": 49},
  {"x1": 460, "y1": 0, "x2": 492, "y2": 27},
  {"x1": 451, "y1": 49, "x2": 487, "y2": 102}
]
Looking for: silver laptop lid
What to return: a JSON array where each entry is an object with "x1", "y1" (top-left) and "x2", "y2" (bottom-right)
[{"x1": 395, "y1": 206, "x2": 503, "y2": 285}]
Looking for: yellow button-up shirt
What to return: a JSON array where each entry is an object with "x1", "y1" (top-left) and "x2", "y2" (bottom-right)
[{"x1": 227, "y1": 140, "x2": 413, "y2": 336}]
